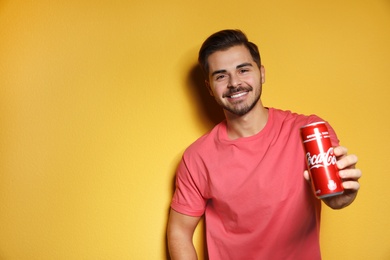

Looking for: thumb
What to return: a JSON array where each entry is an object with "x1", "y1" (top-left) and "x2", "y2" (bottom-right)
[{"x1": 303, "y1": 170, "x2": 311, "y2": 182}]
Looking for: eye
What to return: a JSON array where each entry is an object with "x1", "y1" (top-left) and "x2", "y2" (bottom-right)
[
  {"x1": 239, "y1": 68, "x2": 249, "y2": 74},
  {"x1": 215, "y1": 74, "x2": 226, "y2": 81}
]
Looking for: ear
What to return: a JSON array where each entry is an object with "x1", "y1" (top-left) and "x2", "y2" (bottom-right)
[
  {"x1": 205, "y1": 80, "x2": 214, "y2": 96},
  {"x1": 260, "y1": 65, "x2": 265, "y2": 84}
]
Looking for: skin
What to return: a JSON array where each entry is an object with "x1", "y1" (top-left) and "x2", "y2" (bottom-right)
[{"x1": 167, "y1": 44, "x2": 362, "y2": 259}]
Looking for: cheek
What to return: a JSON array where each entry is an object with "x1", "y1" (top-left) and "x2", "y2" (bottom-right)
[
  {"x1": 247, "y1": 77, "x2": 261, "y2": 87},
  {"x1": 210, "y1": 83, "x2": 226, "y2": 95}
]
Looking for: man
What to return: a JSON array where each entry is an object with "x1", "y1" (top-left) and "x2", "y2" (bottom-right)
[{"x1": 167, "y1": 29, "x2": 361, "y2": 259}]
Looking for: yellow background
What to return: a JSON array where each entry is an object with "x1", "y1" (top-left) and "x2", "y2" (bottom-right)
[{"x1": 1, "y1": 0, "x2": 389, "y2": 259}]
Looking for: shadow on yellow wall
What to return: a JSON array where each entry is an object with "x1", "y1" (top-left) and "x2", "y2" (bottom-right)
[
  {"x1": 165, "y1": 63, "x2": 222, "y2": 260},
  {"x1": 187, "y1": 64, "x2": 225, "y2": 128}
]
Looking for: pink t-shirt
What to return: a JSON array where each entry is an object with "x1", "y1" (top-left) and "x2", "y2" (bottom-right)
[{"x1": 171, "y1": 108, "x2": 339, "y2": 260}]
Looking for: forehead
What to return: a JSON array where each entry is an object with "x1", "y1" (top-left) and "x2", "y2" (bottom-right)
[{"x1": 207, "y1": 45, "x2": 253, "y2": 72}]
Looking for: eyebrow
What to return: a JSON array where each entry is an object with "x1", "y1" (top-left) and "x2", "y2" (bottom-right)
[
  {"x1": 211, "y1": 62, "x2": 253, "y2": 77},
  {"x1": 237, "y1": 62, "x2": 253, "y2": 69}
]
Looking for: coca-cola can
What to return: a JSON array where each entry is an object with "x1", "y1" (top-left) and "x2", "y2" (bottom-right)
[{"x1": 300, "y1": 122, "x2": 344, "y2": 199}]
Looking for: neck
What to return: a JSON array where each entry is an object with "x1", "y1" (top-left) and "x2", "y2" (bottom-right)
[{"x1": 224, "y1": 101, "x2": 269, "y2": 140}]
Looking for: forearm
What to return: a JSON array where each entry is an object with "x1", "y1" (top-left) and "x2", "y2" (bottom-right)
[
  {"x1": 168, "y1": 235, "x2": 198, "y2": 260},
  {"x1": 167, "y1": 209, "x2": 201, "y2": 260}
]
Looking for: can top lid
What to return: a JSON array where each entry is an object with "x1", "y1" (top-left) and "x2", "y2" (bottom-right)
[{"x1": 300, "y1": 121, "x2": 325, "y2": 129}]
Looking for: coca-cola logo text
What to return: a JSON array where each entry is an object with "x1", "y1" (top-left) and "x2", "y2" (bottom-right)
[{"x1": 306, "y1": 147, "x2": 337, "y2": 169}]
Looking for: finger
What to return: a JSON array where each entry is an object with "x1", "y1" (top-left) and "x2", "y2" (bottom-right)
[
  {"x1": 339, "y1": 168, "x2": 362, "y2": 180},
  {"x1": 342, "y1": 180, "x2": 361, "y2": 191},
  {"x1": 334, "y1": 146, "x2": 348, "y2": 157},
  {"x1": 303, "y1": 170, "x2": 310, "y2": 181},
  {"x1": 337, "y1": 154, "x2": 358, "y2": 169}
]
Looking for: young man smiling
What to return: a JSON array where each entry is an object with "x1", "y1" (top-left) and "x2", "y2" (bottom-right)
[
  {"x1": 167, "y1": 29, "x2": 361, "y2": 259},
  {"x1": 206, "y1": 44, "x2": 267, "y2": 139}
]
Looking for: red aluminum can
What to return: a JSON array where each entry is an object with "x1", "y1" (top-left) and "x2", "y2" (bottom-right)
[{"x1": 300, "y1": 122, "x2": 344, "y2": 199}]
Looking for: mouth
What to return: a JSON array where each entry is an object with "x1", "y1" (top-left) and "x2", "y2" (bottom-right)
[
  {"x1": 228, "y1": 92, "x2": 248, "y2": 98},
  {"x1": 224, "y1": 87, "x2": 251, "y2": 99}
]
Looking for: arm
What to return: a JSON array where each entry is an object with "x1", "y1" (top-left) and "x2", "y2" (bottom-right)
[
  {"x1": 167, "y1": 208, "x2": 202, "y2": 260},
  {"x1": 304, "y1": 146, "x2": 362, "y2": 209}
]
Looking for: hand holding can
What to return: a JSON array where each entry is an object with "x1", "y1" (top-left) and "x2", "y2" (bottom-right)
[{"x1": 300, "y1": 122, "x2": 344, "y2": 199}]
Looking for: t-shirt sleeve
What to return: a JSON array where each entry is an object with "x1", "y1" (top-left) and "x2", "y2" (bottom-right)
[
  {"x1": 325, "y1": 122, "x2": 340, "y2": 147},
  {"x1": 170, "y1": 155, "x2": 207, "y2": 217}
]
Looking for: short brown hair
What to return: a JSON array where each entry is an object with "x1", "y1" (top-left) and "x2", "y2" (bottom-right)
[{"x1": 198, "y1": 29, "x2": 262, "y2": 76}]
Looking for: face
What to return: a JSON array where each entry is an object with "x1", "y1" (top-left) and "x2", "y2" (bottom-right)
[{"x1": 206, "y1": 45, "x2": 265, "y2": 117}]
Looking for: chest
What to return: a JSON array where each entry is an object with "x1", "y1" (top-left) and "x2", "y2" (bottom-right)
[{"x1": 203, "y1": 134, "x2": 306, "y2": 203}]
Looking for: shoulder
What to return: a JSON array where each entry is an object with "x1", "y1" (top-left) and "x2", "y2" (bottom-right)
[
  {"x1": 270, "y1": 108, "x2": 323, "y2": 126},
  {"x1": 183, "y1": 121, "x2": 225, "y2": 158},
  {"x1": 269, "y1": 108, "x2": 339, "y2": 145}
]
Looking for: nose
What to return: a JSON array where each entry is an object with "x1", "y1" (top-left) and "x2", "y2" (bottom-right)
[{"x1": 228, "y1": 74, "x2": 241, "y2": 88}]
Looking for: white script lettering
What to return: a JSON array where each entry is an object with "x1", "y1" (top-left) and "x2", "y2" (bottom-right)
[{"x1": 306, "y1": 147, "x2": 337, "y2": 170}]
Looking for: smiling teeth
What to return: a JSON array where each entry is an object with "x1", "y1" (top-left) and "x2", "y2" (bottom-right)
[{"x1": 230, "y1": 92, "x2": 247, "y2": 98}]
